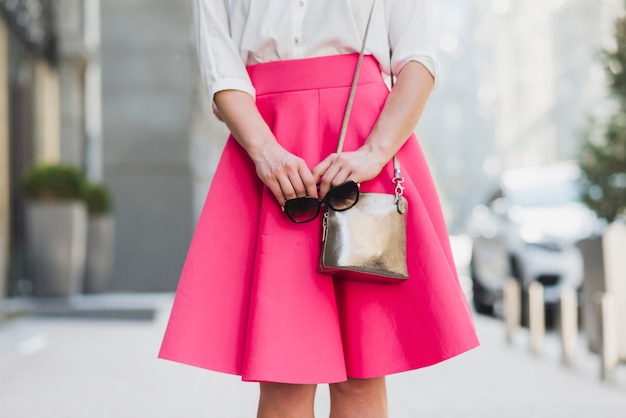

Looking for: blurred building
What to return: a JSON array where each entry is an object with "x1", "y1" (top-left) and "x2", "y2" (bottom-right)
[
  {"x1": 419, "y1": 0, "x2": 494, "y2": 232},
  {"x1": 100, "y1": 1, "x2": 222, "y2": 291},
  {"x1": 3, "y1": 1, "x2": 619, "y2": 295},
  {"x1": 0, "y1": 0, "x2": 101, "y2": 299},
  {"x1": 477, "y1": 0, "x2": 617, "y2": 168},
  {"x1": 420, "y1": 0, "x2": 620, "y2": 232},
  {"x1": 1, "y1": 0, "x2": 222, "y2": 297},
  {"x1": 1, "y1": 0, "x2": 58, "y2": 302}
]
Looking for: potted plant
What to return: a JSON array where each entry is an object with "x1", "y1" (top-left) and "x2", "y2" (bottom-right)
[
  {"x1": 22, "y1": 163, "x2": 88, "y2": 297},
  {"x1": 83, "y1": 182, "x2": 115, "y2": 293}
]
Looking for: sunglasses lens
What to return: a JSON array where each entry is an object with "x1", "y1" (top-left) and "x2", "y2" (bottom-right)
[
  {"x1": 327, "y1": 181, "x2": 359, "y2": 211},
  {"x1": 284, "y1": 197, "x2": 320, "y2": 223}
]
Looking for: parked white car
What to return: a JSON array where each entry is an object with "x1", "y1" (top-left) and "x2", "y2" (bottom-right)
[{"x1": 467, "y1": 163, "x2": 601, "y2": 317}]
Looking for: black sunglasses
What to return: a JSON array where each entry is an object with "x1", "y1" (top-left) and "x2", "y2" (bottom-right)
[{"x1": 282, "y1": 181, "x2": 360, "y2": 223}]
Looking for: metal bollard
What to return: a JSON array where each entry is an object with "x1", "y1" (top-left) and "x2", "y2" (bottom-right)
[
  {"x1": 598, "y1": 292, "x2": 618, "y2": 382},
  {"x1": 503, "y1": 278, "x2": 521, "y2": 345},
  {"x1": 560, "y1": 287, "x2": 578, "y2": 367},
  {"x1": 528, "y1": 282, "x2": 545, "y2": 355}
]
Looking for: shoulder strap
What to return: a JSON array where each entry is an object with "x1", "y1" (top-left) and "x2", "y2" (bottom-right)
[
  {"x1": 336, "y1": 1, "x2": 375, "y2": 153},
  {"x1": 336, "y1": 0, "x2": 402, "y2": 179}
]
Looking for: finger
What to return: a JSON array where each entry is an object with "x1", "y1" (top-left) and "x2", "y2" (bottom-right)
[
  {"x1": 311, "y1": 157, "x2": 333, "y2": 182},
  {"x1": 300, "y1": 167, "x2": 317, "y2": 198},
  {"x1": 287, "y1": 170, "x2": 307, "y2": 198},
  {"x1": 314, "y1": 154, "x2": 342, "y2": 198},
  {"x1": 331, "y1": 167, "x2": 353, "y2": 187},
  {"x1": 266, "y1": 181, "x2": 286, "y2": 206},
  {"x1": 277, "y1": 175, "x2": 297, "y2": 201},
  {"x1": 318, "y1": 164, "x2": 343, "y2": 199}
]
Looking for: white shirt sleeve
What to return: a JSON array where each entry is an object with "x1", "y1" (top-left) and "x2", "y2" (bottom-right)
[
  {"x1": 193, "y1": 0, "x2": 256, "y2": 102},
  {"x1": 386, "y1": 0, "x2": 438, "y2": 83},
  {"x1": 193, "y1": 0, "x2": 439, "y2": 100}
]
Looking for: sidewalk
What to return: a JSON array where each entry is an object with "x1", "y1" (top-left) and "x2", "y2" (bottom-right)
[{"x1": 0, "y1": 293, "x2": 625, "y2": 418}]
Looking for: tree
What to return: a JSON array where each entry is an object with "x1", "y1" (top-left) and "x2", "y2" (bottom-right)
[{"x1": 578, "y1": 8, "x2": 626, "y2": 223}]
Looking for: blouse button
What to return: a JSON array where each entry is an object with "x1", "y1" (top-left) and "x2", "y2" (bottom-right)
[
  {"x1": 294, "y1": 37, "x2": 300, "y2": 45},
  {"x1": 299, "y1": 1, "x2": 304, "y2": 6}
]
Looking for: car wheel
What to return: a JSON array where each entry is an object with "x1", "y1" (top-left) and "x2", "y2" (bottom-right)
[
  {"x1": 509, "y1": 254, "x2": 528, "y2": 326},
  {"x1": 470, "y1": 257, "x2": 495, "y2": 316},
  {"x1": 544, "y1": 303, "x2": 558, "y2": 329}
]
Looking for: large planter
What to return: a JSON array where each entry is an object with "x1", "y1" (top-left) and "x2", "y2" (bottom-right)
[
  {"x1": 26, "y1": 201, "x2": 87, "y2": 297},
  {"x1": 84, "y1": 214, "x2": 115, "y2": 293}
]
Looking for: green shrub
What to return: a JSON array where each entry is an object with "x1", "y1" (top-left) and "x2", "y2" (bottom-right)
[
  {"x1": 84, "y1": 182, "x2": 113, "y2": 215},
  {"x1": 579, "y1": 114, "x2": 626, "y2": 223},
  {"x1": 578, "y1": 8, "x2": 626, "y2": 223},
  {"x1": 22, "y1": 163, "x2": 86, "y2": 201}
]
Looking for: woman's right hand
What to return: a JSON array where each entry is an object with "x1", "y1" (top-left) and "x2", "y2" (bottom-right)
[
  {"x1": 213, "y1": 90, "x2": 317, "y2": 205},
  {"x1": 250, "y1": 140, "x2": 318, "y2": 205}
]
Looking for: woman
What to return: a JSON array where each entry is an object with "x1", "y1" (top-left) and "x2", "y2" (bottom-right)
[{"x1": 160, "y1": 0, "x2": 479, "y2": 417}]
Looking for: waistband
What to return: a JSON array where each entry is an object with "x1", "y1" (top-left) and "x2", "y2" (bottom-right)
[{"x1": 246, "y1": 54, "x2": 383, "y2": 96}]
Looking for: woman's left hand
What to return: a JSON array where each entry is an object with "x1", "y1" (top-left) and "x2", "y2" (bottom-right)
[
  {"x1": 312, "y1": 61, "x2": 435, "y2": 199},
  {"x1": 311, "y1": 146, "x2": 387, "y2": 199}
]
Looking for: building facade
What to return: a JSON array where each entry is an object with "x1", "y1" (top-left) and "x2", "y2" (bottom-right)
[
  {"x1": 0, "y1": 0, "x2": 101, "y2": 304},
  {"x1": 2, "y1": 1, "x2": 222, "y2": 298},
  {"x1": 100, "y1": 0, "x2": 219, "y2": 291},
  {"x1": 420, "y1": 0, "x2": 619, "y2": 232},
  {"x1": 1, "y1": 0, "x2": 58, "y2": 304},
  {"x1": 3, "y1": 1, "x2": 618, "y2": 297}
]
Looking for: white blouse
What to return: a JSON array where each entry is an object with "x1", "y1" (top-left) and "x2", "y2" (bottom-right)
[{"x1": 193, "y1": 0, "x2": 438, "y2": 102}]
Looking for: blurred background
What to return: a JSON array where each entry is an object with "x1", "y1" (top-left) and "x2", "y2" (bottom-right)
[
  {"x1": 1, "y1": 0, "x2": 623, "y2": 296},
  {"x1": 1, "y1": 0, "x2": 626, "y2": 416}
]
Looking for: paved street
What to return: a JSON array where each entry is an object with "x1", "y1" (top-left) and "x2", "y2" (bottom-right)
[{"x1": 1, "y1": 294, "x2": 626, "y2": 418}]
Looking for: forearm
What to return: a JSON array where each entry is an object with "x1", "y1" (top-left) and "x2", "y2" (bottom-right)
[
  {"x1": 362, "y1": 61, "x2": 435, "y2": 165},
  {"x1": 214, "y1": 89, "x2": 318, "y2": 202},
  {"x1": 213, "y1": 90, "x2": 276, "y2": 161}
]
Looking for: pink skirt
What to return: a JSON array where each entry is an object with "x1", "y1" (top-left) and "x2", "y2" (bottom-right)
[{"x1": 159, "y1": 54, "x2": 479, "y2": 384}]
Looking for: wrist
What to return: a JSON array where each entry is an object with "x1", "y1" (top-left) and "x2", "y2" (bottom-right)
[
  {"x1": 246, "y1": 135, "x2": 280, "y2": 162},
  {"x1": 361, "y1": 142, "x2": 393, "y2": 169}
]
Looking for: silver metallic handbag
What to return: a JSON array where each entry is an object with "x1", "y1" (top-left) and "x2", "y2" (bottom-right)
[
  {"x1": 319, "y1": 166, "x2": 409, "y2": 283},
  {"x1": 318, "y1": 1, "x2": 409, "y2": 284}
]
